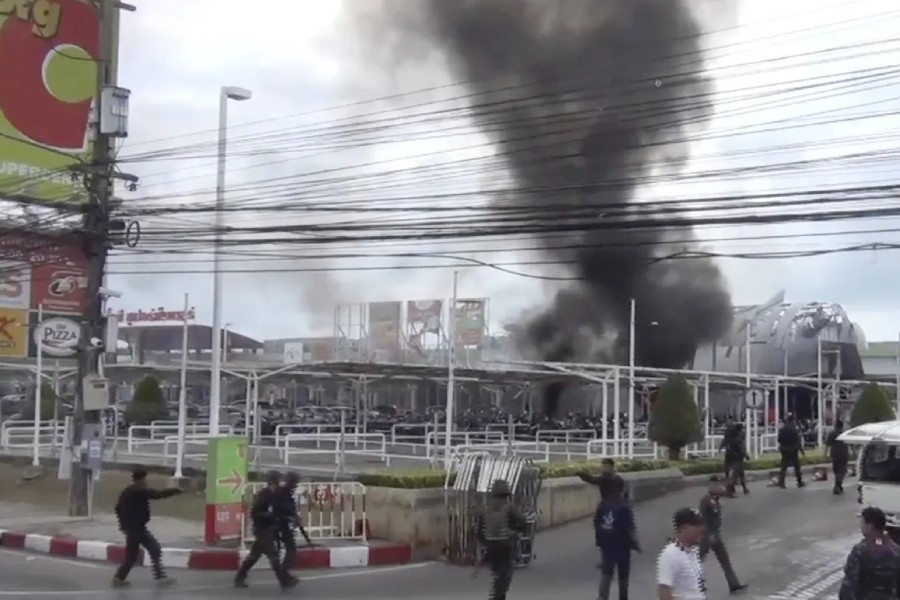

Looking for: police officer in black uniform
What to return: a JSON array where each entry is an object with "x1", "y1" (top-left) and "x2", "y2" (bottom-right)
[
  {"x1": 723, "y1": 424, "x2": 750, "y2": 496},
  {"x1": 698, "y1": 477, "x2": 746, "y2": 594},
  {"x1": 276, "y1": 472, "x2": 313, "y2": 580},
  {"x1": 235, "y1": 471, "x2": 295, "y2": 589},
  {"x1": 777, "y1": 415, "x2": 805, "y2": 489},
  {"x1": 112, "y1": 468, "x2": 182, "y2": 588},
  {"x1": 478, "y1": 479, "x2": 527, "y2": 600},
  {"x1": 827, "y1": 420, "x2": 850, "y2": 495}
]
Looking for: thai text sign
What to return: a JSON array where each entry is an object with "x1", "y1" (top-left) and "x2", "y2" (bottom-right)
[
  {"x1": 368, "y1": 301, "x2": 401, "y2": 352},
  {"x1": 0, "y1": 0, "x2": 100, "y2": 206},
  {"x1": 205, "y1": 436, "x2": 248, "y2": 543},
  {"x1": 109, "y1": 307, "x2": 197, "y2": 325},
  {"x1": 0, "y1": 230, "x2": 87, "y2": 315},
  {"x1": 455, "y1": 298, "x2": 486, "y2": 345}
]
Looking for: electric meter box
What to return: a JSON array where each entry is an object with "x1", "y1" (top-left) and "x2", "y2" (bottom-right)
[{"x1": 83, "y1": 374, "x2": 111, "y2": 411}]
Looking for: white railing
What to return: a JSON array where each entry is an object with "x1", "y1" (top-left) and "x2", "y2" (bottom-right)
[
  {"x1": 424, "y1": 430, "x2": 505, "y2": 456},
  {"x1": 161, "y1": 434, "x2": 221, "y2": 462},
  {"x1": 446, "y1": 441, "x2": 554, "y2": 463},
  {"x1": 241, "y1": 481, "x2": 368, "y2": 547},
  {"x1": 390, "y1": 423, "x2": 435, "y2": 444},
  {"x1": 281, "y1": 433, "x2": 389, "y2": 465},
  {"x1": 126, "y1": 424, "x2": 234, "y2": 453},
  {"x1": 586, "y1": 438, "x2": 657, "y2": 460},
  {"x1": 535, "y1": 429, "x2": 599, "y2": 444},
  {"x1": 681, "y1": 435, "x2": 725, "y2": 459},
  {"x1": 273, "y1": 424, "x2": 361, "y2": 451},
  {"x1": 0, "y1": 421, "x2": 65, "y2": 450}
]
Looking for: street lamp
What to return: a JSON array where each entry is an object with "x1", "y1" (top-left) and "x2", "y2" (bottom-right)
[{"x1": 210, "y1": 85, "x2": 252, "y2": 437}]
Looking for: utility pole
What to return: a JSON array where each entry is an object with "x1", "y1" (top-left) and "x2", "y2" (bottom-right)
[{"x1": 68, "y1": 0, "x2": 133, "y2": 517}]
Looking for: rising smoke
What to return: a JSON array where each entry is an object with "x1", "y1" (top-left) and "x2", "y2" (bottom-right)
[{"x1": 345, "y1": 0, "x2": 735, "y2": 409}]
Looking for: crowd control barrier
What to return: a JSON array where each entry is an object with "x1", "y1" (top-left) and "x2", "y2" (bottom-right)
[{"x1": 241, "y1": 481, "x2": 368, "y2": 548}]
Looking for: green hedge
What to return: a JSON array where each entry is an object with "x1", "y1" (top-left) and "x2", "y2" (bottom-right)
[{"x1": 355, "y1": 450, "x2": 829, "y2": 489}]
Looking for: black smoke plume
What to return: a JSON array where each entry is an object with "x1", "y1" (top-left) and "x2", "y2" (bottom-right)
[{"x1": 346, "y1": 0, "x2": 735, "y2": 416}]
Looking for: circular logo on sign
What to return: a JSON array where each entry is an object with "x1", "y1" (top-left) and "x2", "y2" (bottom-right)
[
  {"x1": 48, "y1": 271, "x2": 81, "y2": 297},
  {"x1": 34, "y1": 317, "x2": 81, "y2": 356}
]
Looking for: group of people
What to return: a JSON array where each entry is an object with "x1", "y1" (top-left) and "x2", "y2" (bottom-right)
[
  {"x1": 578, "y1": 459, "x2": 747, "y2": 600},
  {"x1": 110, "y1": 467, "x2": 312, "y2": 589}
]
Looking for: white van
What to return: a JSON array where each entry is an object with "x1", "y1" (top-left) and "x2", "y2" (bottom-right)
[{"x1": 838, "y1": 420, "x2": 900, "y2": 530}]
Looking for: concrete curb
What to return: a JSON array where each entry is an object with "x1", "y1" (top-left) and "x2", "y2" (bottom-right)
[{"x1": 0, "y1": 530, "x2": 412, "y2": 570}]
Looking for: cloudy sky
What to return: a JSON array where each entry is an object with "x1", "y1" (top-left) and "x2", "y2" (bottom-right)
[{"x1": 106, "y1": 0, "x2": 900, "y2": 345}]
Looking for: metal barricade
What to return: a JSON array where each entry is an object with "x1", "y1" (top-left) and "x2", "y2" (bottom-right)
[
  {"x1": 445, "y1": 453, "x2": 542, "y2": 567},
  {"x1": 241, "y1": 481, "x2": 368, "y2": 548}
]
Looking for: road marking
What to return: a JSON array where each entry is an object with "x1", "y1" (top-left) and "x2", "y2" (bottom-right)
[
  {"x1": 0, "y1": 560, "x2": 437, "y2": 595},
  {"x1": 301, "y1": 561, "x2": 436, "y2": 581},
  {"x1": 0, "y1": 548, "x2": 107, "y2": 570}
]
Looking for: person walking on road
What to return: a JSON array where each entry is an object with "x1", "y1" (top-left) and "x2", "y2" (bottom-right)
[
  {"x1": 595, "y1": 487, "x2": 640, "y2": 600},
  {"x1": 777, "y1": 415, "x2": 806, "y2": 489},
  {"x1": 839, "y1": 506, "x2": 900, "y2": 600},
  {"x1": 276, "y1": 471, "x2": 314, "y2": 581},
  {"x1": 721, "y1": 425, "x2": 749, "y2": 497},
  {"x1": 477, "y1": 479, "x2": 527, "y2": 600},
  {"x1": 111, "y1": 468, "x2": 182, "y2": 588},
  {"x1": 235, "y1": 471, "x2": 296, "y2": 590},
  {"x1": 827, "y1": 420, "x2": 850, "y2": 495},
  {"x1": 657, "y1": 508, "x2": 707, "y2": 600},
  {"x1": 698, "y1": 478, "x2": 747, "y2": 594}
]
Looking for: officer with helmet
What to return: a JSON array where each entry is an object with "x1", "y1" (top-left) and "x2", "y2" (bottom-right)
[
  {"x1": 276, "y1": 471, "x2": 314, "y2": 581},
  {"x1": 234, "y1": 470, "x2": 295, "y2": 589},
  {"x1": 477, "y1": 479, "x2": 527, "y2": 600}
]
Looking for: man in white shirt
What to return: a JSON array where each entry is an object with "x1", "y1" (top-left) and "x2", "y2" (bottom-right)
[{"x1": 657, "y1": 508, "x2": 707, "y2": 600}]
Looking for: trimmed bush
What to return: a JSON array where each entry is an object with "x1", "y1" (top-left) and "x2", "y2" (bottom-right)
[
  {"x1": 126, "y1": 375, "x2": 167, "y2": 426},
  {"x1": 850, "y1": 382, "x2": 895, "y2": 427},
  {"x1": 675, "y1": 449, "x2": 827, "y2": 476},
  {"x1": 19, "y1": 383, "x2": 63, "y2": 420},
  {"x1": 355, "y1": 450, "x2": 829, "y2": 489},
  {"x1": 648, "y1": 374, "x2": 703, "y2": 460}
]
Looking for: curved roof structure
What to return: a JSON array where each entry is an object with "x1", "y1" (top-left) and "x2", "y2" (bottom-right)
[{"x1": 692, "y1": 292, "x2": 864, "y2": 378}]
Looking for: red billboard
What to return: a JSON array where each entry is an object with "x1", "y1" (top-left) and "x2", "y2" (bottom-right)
[{"x1": 0, "y1": 229, "x2": 87, "y2": 315}]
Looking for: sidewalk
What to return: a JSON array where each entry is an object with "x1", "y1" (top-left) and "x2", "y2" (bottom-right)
[{"x1": 0, "y1": 504, "x2": 410, "y2": 570}]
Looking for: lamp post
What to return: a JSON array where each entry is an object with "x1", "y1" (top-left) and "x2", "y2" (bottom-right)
[
  {"x1": 444, "y1": 270, "x2": 459, "y2": 469},
  {"x1": 210, "y1": 85, "x2": 252, "y2": 436}
]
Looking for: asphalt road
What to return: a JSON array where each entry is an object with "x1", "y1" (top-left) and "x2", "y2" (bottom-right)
[{"x1": 0, "y1": 477, "x2": 856, "y2": 599}]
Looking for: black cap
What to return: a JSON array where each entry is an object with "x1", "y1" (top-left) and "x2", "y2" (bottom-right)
[
  {"x1": 132, "y1": 468, "x2": 148, "y2": 481},
  {"x1": 673, "y1": 508, "x2": 704, "y2": 528},
  {"x1": 265, "y1": 470, "x2": 282, "y2": 484}
]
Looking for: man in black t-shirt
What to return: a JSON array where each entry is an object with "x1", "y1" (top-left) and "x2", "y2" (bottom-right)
[
  {"x1": 579, "y1": 458, "x2": 627, "y2": 501},
  {"x1": 826, "y1": 420, "x2": 850, "y2": 495}
]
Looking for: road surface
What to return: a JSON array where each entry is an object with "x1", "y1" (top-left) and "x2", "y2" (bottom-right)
[{"x1": 0, "y1": 478, "x2": 854, "y2": 599}]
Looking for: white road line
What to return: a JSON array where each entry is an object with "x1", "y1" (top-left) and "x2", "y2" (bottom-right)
[
  {"x1": 0, "y1": 560, "x2": 438, "y2": 595},
  {"x1": 301, "y1": 561, "x2": 436, "y2": 581},
  {"x1": 0, "y1": 548, "x2": 108, "y2": 570}
]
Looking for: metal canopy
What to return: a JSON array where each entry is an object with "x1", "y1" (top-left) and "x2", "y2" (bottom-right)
[
  {"x1": 838, "y1": 421, "x2": 900, "y2": 445},
  {"x1": 93, "y1": 357, "x2": 876, "y2": 391}
]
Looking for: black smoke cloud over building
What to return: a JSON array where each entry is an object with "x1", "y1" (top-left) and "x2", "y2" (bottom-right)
[{"x1": 350, "y1": 1, "x2": 734, "y2": 380}]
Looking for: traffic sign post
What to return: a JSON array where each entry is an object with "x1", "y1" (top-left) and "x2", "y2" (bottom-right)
[
  {"x1": 204, "y1": 436, "x2": 248, "y2": 544},
  {"x1": 745, "y1": 389, "x2": 766, "y2": 410}
]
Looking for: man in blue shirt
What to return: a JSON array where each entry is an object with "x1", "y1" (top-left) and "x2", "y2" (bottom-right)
[{"x1": 594, "y1": 488, "x2": 640, "y2": 600}]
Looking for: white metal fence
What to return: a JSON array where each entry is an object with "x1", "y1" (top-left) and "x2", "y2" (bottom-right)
[{"x1": 241, "y1": 481, "x2": 368, "y2": 547}]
